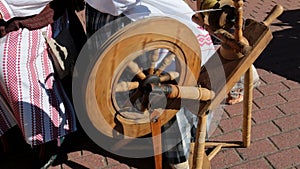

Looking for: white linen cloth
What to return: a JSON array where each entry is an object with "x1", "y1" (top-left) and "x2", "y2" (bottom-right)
[{"x1": 0, "y1": 0, "x2": 77, "y2": 145}]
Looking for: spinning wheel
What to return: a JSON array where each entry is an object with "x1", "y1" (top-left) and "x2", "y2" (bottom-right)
[
  {"x1": 73, "y1": 1, "x2": 282, "y2": 168},
  {"x1": 82, "y1": 16, "x2": 214, "y2": 138}
]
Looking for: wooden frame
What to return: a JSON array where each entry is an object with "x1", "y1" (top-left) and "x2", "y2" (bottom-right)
[{"x1": 190, "y1": 3, "x2": 283, "y2": 169}]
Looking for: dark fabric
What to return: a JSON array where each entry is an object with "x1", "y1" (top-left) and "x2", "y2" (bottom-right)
[
  {"x1": 85, "y1": 3, "x2": 130, "y2": 38},
  {"x1": 0, "y1": 0, "x2": 66, "y2": 38}
]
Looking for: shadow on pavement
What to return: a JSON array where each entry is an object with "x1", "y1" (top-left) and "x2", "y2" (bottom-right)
[{"x1": 255, "y1": 9, "x2": 300, "y2": 83}]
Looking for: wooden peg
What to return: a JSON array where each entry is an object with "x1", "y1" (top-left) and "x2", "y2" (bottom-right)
[{"x1": 262, "y1": 5, "x2": 284, "y2": 26}]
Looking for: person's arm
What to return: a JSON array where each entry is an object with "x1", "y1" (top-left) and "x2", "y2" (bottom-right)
[{"x1": 0, "y1": 0, "x2": 52, "y2": 21}]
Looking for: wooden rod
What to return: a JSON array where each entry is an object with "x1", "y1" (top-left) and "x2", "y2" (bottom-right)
[
  {"x1": 192, "y1": 114, "x2": 207, "y2": 169},
  {"x1": 207, "y1": 145, "x2": 222, "y2": 160},
  {"x1": 204, "y1": 142, "x2": 242, "y2": 147},
  {"x1": 233, "y1": 0, "x2": 244, "y2": 42},
  {"x1": 242, "y1": 66, "x2": 253, "y2": 148},
  {"x1": 150, "y1": 110, "x2": 162, "y2": 169}
]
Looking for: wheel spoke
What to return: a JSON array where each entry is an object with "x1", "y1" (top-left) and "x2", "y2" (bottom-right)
[
  {"x1": 115, "y1": 81, "x2": 139, "y2": 92},
  {"x1": 155, "y1": 53, "x2": 175, "y2": 76},
  {"x1": 148, "y1": 49, "x2": 160, "y2": 75},
  {"x1": 159, "y1": 71, "x2": 179, "y2": 82},
  {"x1": 128, "y1": 61, "x2": 146, "y2": 80}
]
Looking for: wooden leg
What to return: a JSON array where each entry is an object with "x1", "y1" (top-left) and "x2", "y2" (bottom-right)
[
  {"x1": 192, "y1": 113, "x2": 207, "y2": 169},
  {"x1": 243, "y1": 67, "x2": 253, "y2": 147},
  {"x1": 150, "y1": 110, "x2": 162, "y2": 169}
]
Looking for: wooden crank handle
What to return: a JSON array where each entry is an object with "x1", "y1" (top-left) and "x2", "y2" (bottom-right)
[
  {"x1": 262, "y1": 5, "x2": 284, "y2": 26},
  {"x1": 167, "y1": 85, "x2": 215, "y2": 101}
]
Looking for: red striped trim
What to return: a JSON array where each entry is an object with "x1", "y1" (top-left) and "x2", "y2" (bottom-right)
[
  {"x1": 0, "y1": 1, "x2": 11, "y2": 21},
  {"x1": 5, "y1": 31, "x2": 23, "y2": 127}
]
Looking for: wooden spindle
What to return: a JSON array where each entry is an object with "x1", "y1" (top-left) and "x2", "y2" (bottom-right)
[
  {"x1": 149, "y1": 49, "x2": 160, "y2": 75},
  {"x1": 233, "y1": 0, "x2": 244, "y2": 42}
]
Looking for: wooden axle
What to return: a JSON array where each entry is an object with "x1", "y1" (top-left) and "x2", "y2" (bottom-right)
[{"x1": 150, "y1": 84, "x2": 215, "y2": 101}]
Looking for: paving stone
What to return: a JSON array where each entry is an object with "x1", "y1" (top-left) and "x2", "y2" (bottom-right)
[
  {"x1": 266, "y1": 147, "x2": 300, "y2": 169},
  {"x1": 281, "y1": 88, "x2": 300, "y2": 102},
  {"x1": 257, "y1": 82, "x2": 289, "y2": 96},
  {"x1": 252, "y1": 107, "x2": 284, "y2": 124},
  {"x1": 224, "y1": 103, "x2": 243, "y2": 117},
  {"x1": 210, "y1": 149, "x2": 242, "y2": 169},
  {"x1": 67, "y1": 150, "x2": 83, "y2": 160},
  {"x1": 218, "y1": 115, "x2": 244, "y2": 133},
  {"x1": 210, "y1": 130, "x2": 242, "y2": 142},
  {"x1": 282, "y1": 80, "x2": 300, "y2": 89},
  {"x1": 69, "y1": 154, "x2": 107, "y2": 169},
  {"x1": 259, "y1": 73, "x2": 286, "y2": 85},
  {"x1": 270, "y1": 129, "x2": 300, "y2": 150},
  {"x1": 253, "y1": 88, "x2": 264, "y2": 99},
  {"x1": 224, "y1": 102, "x2": 259, "y2": 118},
  {"x1": 106, "y1": 157, "x2": 121, "y2": 166},
  {"x1": 208, "y1": 127, "x2": 223, "y2": 138},
  {"x1": 251, "y1": 122, "x2": 281, "y2": 141},
  {"x1": 274, "y1": 114, "x2": 300, "y2": 131},
  {"x1": 236, "y1": 139, "x2": 277, "y2": 160},
  {"x1": 254, "y1": 94, "x2": 286, "y2": 109},
  {"x1": 229, "y1": 158, "x2": 272, "y2": 169},
  {"x1": 277, "y1": 100, "x2": 300, "y2": 115}
]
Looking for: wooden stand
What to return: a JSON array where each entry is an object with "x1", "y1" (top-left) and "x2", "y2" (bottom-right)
[
  {"x1": 191, "y1": 4, "x2": 283, "y2": 169},
  {"x1": 150, "y1": 110, "x2": 163, "y2": 169}
]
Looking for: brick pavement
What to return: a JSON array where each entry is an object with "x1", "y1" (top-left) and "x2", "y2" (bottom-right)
[
  {"x1": 1, "y1": 1, "x2": 300, "y2": 169},
  {"x1": 209, "y1": 1, "x2": 300, "y2": 168}
]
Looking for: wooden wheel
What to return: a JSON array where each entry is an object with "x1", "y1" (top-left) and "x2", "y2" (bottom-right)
[{"x1": 84, "y1": 16, "x2": 206, "y2": 138}]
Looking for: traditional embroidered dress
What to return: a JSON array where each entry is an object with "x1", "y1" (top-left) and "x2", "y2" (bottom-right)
[{"x1": 0, "y1": 0, "x2": 76, "y2": 145}]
